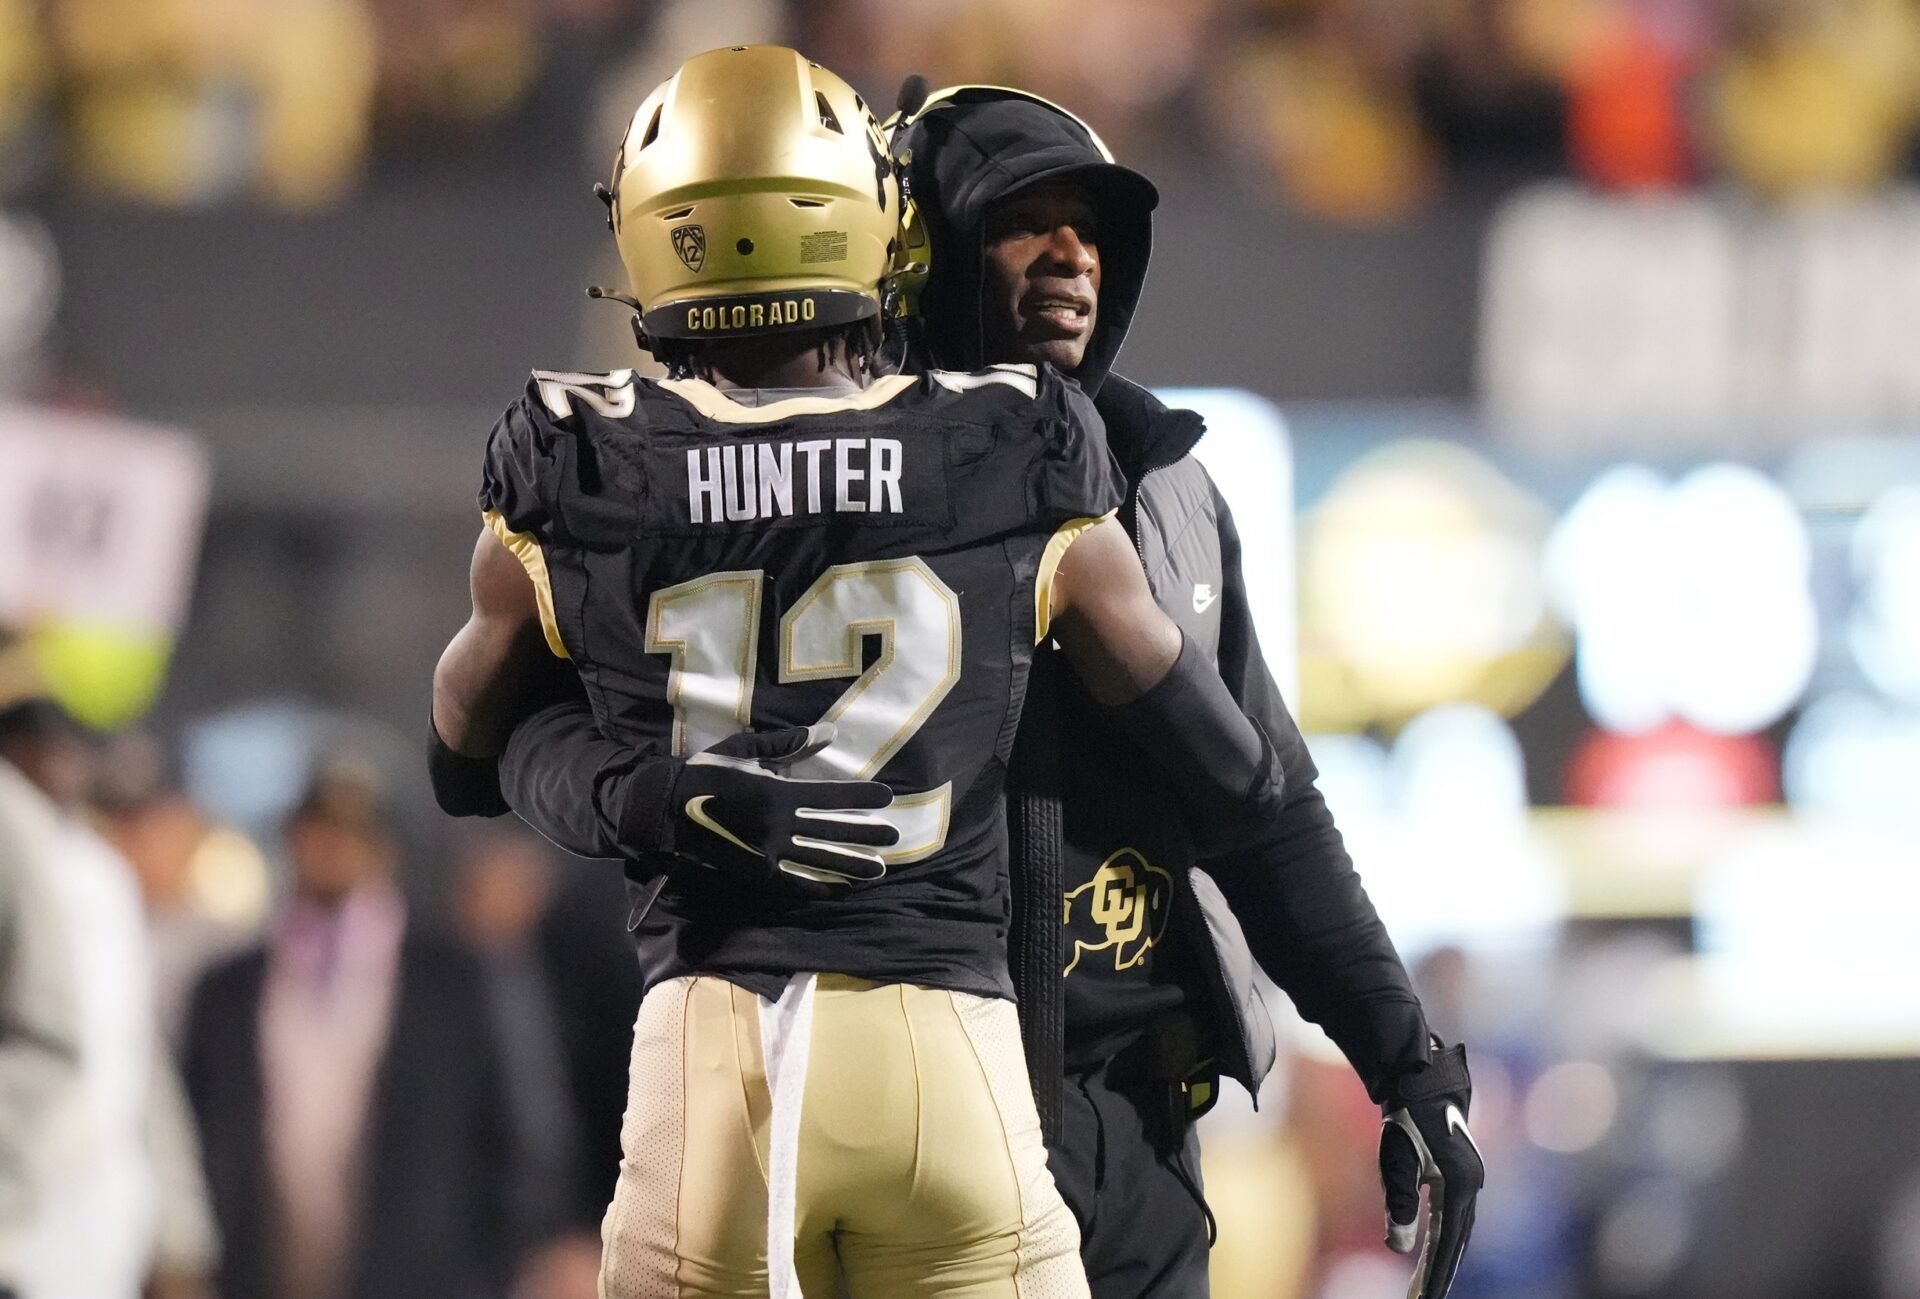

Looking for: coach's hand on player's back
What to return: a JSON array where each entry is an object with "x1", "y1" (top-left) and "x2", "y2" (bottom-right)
[
  {"x1": 654, "y1": 724, "x2": 899, "y2": 892},
  {"x1": 1379, "y1": 1039, "x2": 1485, "y2": 1299}
]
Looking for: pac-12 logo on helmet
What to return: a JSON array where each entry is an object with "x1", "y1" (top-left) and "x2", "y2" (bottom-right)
[{"x1": 671, "y1": 223, "x2": 706, "y2": 272}]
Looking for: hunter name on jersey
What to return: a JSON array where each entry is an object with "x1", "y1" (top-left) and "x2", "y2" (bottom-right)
[{"x1": 687, "y1": 436, "x2": 905, "y2": 523}]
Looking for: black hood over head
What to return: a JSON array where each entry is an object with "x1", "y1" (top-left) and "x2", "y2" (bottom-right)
[{"x1": 896, "y1": 89, "x2": 1157, "y2": 397}]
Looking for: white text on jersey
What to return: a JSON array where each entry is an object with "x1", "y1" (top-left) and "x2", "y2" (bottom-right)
[{"x1": 687, "y1": 438, "x2": 905, "y2": 524}]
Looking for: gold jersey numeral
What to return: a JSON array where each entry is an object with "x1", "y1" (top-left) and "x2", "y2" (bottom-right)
[
  {"x1": 644, "y1": 570, "x2": 763, "y2": 756},
  {"x1": 643, "y1": 558, "x2": 961, "y2": 864}
]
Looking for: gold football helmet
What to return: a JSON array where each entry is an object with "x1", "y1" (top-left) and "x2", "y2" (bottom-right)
[{"x1": 597, "y1": 46, "x2": 906, "y2": 347}]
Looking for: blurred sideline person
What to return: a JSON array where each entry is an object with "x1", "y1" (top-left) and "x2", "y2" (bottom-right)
[
  {"x1": 95, "y1": 733, "x2": 256, "y2": 1043},
  {"x1": 530, "y1": 861, "x2": 642, "y2": 1237},
  {"x1": 474, "y1": 82, "x2": 1485, "y2": 1299},
  {"x1": 453, "y1": 829, "x2": 603, "y2": 1299},
  {"x1": 431, "y1": 45, "x2": 1293, "y2": 1299},
  {"x1": 181, "y1": 761, "x2": 541, "y2": 1299},
  {"x1": 0, "y1": 691, "x2": 217, "y2": 1299}
]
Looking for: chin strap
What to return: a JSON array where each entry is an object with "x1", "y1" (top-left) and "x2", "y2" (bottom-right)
[
  {"x1": 587, "y1": 180, "x2": 653, "y2": 354},
  {"x1": 584, "y1": 284, "x2": 653, "y2": 355},
  {"x1": 586, "y1": 284, "x2": 641, "y2": 311}
]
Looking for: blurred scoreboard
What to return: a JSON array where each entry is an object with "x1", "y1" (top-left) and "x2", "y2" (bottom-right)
[
  {"x1": 1280, "y1": 404, "x2": 1920, "y2": 1056},
  {"x1": 1284, "y1": 405, "x2": 1920, "y2": 820},
  {"x1": 1483, "y1": 185, "x2": 1920, "y2": 442}
]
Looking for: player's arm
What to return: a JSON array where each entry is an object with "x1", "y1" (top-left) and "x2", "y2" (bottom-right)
[
  {"x1": 1047, "y1": 516, "x2": 1284, "y2": 853},
  {"x1": 1042, "y1": 516, "x2": 1181, "y2": 704},
  {"x1": 433, "y1": 527, "x2": 554, "y2": 759},
  {"x1": 486, "y1": 686, "x2": 906, "y2": 888},
  {"x1": 432, "y1": 534, "x2": 897, "y2": 891},
  {"x1": 493, "y1": 695, "x2": 634, "y2": 857},
  {"x1": 501, "y1": 708, "x2": 899, "y2": 889}
]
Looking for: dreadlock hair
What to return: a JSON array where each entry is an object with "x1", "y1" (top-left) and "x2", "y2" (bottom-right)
[{"x1": 652, "y1": 317, "x2": 883, "y2": 383}]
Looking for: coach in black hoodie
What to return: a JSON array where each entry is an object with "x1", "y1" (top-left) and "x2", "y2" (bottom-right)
[
  {"x1": 452, "y1": 85, "x2": 1483, "y2": 1299},
  {"x1": 891, "y1": 86, "x2": 1481, "y2": 1299}
]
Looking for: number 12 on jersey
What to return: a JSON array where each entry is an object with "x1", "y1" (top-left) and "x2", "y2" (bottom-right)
[{"x1": 645, "y1": 557, "x2": 960, "y2": 865}]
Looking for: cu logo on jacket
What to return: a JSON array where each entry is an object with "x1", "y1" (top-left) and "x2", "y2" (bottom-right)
[{"x1": 1062, "y1": 848, "x2": 1173, "y2": 975}]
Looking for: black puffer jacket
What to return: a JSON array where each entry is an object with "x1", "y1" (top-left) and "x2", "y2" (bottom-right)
[{"x1": 895, "y1": 91, "x2": 1431, "y2": 1130}]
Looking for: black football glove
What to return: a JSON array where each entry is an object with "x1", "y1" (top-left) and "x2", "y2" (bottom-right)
[
  {"x1": 653, "y1": 723, "x2": 900, "y2": 889},
  {"x1": 1379, "y1": 1039, "x2": 1485, "y2": 1299}
]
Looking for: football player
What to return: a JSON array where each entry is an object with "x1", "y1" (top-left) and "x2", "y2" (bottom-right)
[
  {"x1": 462, "y1": 79, "x2": 1486, "y2": 1299},
  {"x1": 430, "y1": 46, "x2": 1295, "y2": 1299}
]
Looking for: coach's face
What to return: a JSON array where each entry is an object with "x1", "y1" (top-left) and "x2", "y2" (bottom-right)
[{"x1": 980, "y1": 181, "x2": 1102, "y2": 372}]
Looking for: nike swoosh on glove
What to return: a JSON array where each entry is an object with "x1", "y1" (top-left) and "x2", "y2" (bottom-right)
[
  {"x1": 1379, "y1": 1039, "x2": 1486, "y2": 1299},
  {"x1": 650, "y1": 723, "x2": 900, "y2": 891}
]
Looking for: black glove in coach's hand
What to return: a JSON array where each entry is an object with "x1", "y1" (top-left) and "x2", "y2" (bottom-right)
[
  {"x1": 644, "y1": 724, "x2": 900, "y2": 889},
  {"x1": 1379, "y1": 1039, "x2": 1485, "y2": 1299}
]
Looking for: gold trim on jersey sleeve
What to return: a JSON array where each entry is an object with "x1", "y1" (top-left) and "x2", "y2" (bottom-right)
[
  {"x1": 656, "y1": 374, "x2": 918, "y2": 425},
  {"x1": 482, "y1": 509, "x2": 570, "y2": 660},
  {"x1": 1033, "y1": 510, "x2": 1118, "y2": 644}
]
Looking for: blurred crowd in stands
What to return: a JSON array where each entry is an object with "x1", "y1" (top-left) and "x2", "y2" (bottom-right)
[{"x1": 6, "y1": 0, "x2": 1920, "y2": 219}]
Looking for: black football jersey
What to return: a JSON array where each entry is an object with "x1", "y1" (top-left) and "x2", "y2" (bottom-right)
[{"x1": 479, "y1": 363, "x2": 1124, "y2": 1000}]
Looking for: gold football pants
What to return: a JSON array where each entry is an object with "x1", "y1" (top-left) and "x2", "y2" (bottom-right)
[{"x1": 598, "y1": 974, "x2": 1087, "y2": 1299}]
